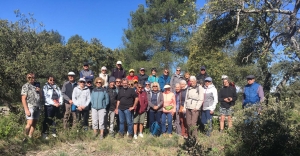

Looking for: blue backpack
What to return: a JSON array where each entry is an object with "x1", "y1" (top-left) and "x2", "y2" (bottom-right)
[{"x1": 151, "y1": 121, "x2": 161, "y2": 136}]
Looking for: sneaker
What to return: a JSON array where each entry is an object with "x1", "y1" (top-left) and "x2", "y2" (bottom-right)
[
  {"x1": 220, "y1": 129, "x2": 224, "y2": 133},
  {"x1": 138, "y1": 133, "x2": 144, "y2": 138},
  {"x1": 127, "y1": 131, "x2": 129, "y2": 136},
  {"x1": 42, "y1": 133, "x2": 49, "y2": 140},
  {"x1": 83, "y1": 127, "x2": 88, "y2": 131},
  {"x1": 109, "y1": 131, "x2": 115, "y2": 138},
  {"x1": 168, "y1": 134, "x2": 173, "y2": 138},
  {"x1": 99, "y1": 135, "x2": 104, "y2": 140},
  {"x1": 52, "y1": 134, "x2": 58, "y2": 138},
  {"x1": 134, "y1": 134, "x2": 138, "y2": 140}
]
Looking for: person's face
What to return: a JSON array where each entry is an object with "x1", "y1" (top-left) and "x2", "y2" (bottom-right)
[
  {"x1": 145, "y1": 83, "x2": 150, "y2": 89},
  {"x1": 130, "y1": 71, "x2": 134, "y2": 76},
  {"x1": 87, "y1": 81, "x2": 92, "y2": 86},
  {"x1": 48, "y1": 77, "x2": 55, "y2": 85},
  {"x1": 176, "y1": 69, "x2": 181, "y2": 75},
  {"x1": 140, "y1": 70, "x2": 145, "y2": 75},
  {"x1": 134, "y1": 82, "x2": 138, "y2": 87},
  {"x1": 152, "y1": 70, "x2": 156, "y2": 75},
  {"x1": 152, "y1": 84, "x2": 158, "y2": 91},
  {"x1": 205, "y1": 81, "x2": 212, "y2": 87},
  {"x1": 68, "y1": 75, "x2": 74, "y2": 82},
  {"x1": 83, "y1": 65, "x2": 89, "y2": 70},
  {"x1": 128, "y1": 82, "x2": 134, "y2": 88},
  {"x1": 102, "y1": 70, "x2": 107, "y2": 74},
  {"x1": 109, "y1": 82, "x2": 115, "y2": 88},
  {"x1": 137, "y1": 85, "x2": 143, "y2": 92},
  {"x1": 122, "y1": 80, "x2": 128, "y2": 88},
  {"x1": 200, "y1": 69, "x2": 206, "y2": 74},
  {"x1": 223, "y1": 79, "x2": 229, "y2": 87},
  {"x1": 185, "y1": 74, "x2": 190, "y2": 79},
  {"x1": 116, "y1": 79, "x2": 121, "y2": 86},
  {"x1": 175, "y1": 85, "x2": 181, "y2": 92},
  {"x1": 28, "y1": 74, "x2": 35, "y2": 84},
  {"x1": 247, "y1": 78, "x2": 255, "y2": 85},
  {"x1": 180, "y1": 83, "x2": 186, "y2": 89},
  {"x1": 165, "y1": 88, "x2": 170, "y2": 93},
  {"x1": 191, "y1": 79, "x2": 197, "y2": 86},
  {"x1": 95, "y1": 80, "x2": 102, "y2": 87},
  {"x1": 163, "y1": 70, "x2": 169, "y2": 75},
  {"x1": 116, "y1": 64, "x2": 121, "y2": 68},
  {"x1": 79, "y1": 81, "x2": 85, "y2": 88}
]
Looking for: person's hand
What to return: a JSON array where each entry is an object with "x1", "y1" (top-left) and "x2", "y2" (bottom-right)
[
  {"x1": 77, "y1": 107, "x2": 82, "y2": 111},
  {"x1": 228, "y1": 97, "x2": 232, "y2": 101},
  {"x1": 54, "y1": 103, "x2": 60, "y2": 107},
  {"x1": 115, "y1": 109, "x2": 118, "y2": 114},
  {"x1": 36, "y1": 87, "x2": 40, "y2": 92},
  {"x1": 25, "y1": 109, "x2": 31, "y2": 116},
  {"x1": 172, "y1": 112, "x2": 175, "y2": 116},
  {"x1": 224, "y1": 98, "x2": 229, "y2": 102},
  {"x1": 182, "y1": 108, "x2": 186, "y2": 113},
  {"x1": 210, "y1": 110, "x2": 214, "y2": 114},
  {"x1": 153, "y1": 106, "x2": 158, "y2": 110},
  {"x1": 129, "y1": 107, "x2": 134, "y2": 111},
  {"x1": 69, "y1": 100, "x2": 73, "y2": 104}
]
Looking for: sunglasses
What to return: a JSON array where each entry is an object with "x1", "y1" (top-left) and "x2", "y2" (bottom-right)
[
  {"x1": 87, "y1": 81, "x2": 92, "y2": 83},
  {"x1": 247, "y1": 79, "x2": 253, "y2": 80},
  {"x1": 164, "y1": 71, "x2": 169, "y2": 73},
  {"x1": 138, "y1": 87, "x2": 142, "y2": 88},
  {"x1": 201, "y1": 69, "x2": 206, "y2": 71},
  {"x1": 176, "y1": 70, "x2": 180, "y2": 71},
  {"x1": 79, "y1": 81, "x2": 85, "y2": 83},
  {"x1": 116, "y1": 81, "x2": 121, "y2": 82},
  {"x1": 129, "y1": 84, "x2": 134, "y2": 86},
  {"x1": 49, "y1": 79, "x2": 55, "y2": 82},
  {"x1": 28, "y1": 77, "x2": 35, "y2": 79},
  {"x1": 96, "y1": 82, "x2": 101, "y2": 84},
  {"x1": 205, "y1": 81, "x2": 211, "y2": 83},
  {"x1": 152, "y1": 86, "x2": 158, "y2": 87},
  {"x1": 146, "y1": 84, "x2": 150, "y2": 85}
]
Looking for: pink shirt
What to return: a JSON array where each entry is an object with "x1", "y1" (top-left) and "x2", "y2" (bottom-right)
[{"x1": 162, "y1": 92, "x2": 176, "y2": 113}]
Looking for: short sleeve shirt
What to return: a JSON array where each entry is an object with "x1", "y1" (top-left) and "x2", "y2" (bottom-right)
[{"x1": 21, "y1": 83, "x2": 40, "y2": 108}]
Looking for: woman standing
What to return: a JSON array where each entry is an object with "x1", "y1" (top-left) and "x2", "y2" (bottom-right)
[
  {"x1": 133, "y1": 84, "x2": 148, "y2": 139},
  {"x1": 147, "y1": 82, "x2": 163, "y2": 134},
  {"x1": 21, "y1": 73, "x2": 42, "y2": 140},
  {"x1": 42, "y1": 76, "x2": 62, "y2": 139},
  {"x1": 158, "y1": 69, "x2": 171, "y2": 92},
  {"x1": 148, "y1": 68, "x2": 159, "y2": 83},
  {"x1": 184, "y1": 72, "x2": 191, "y2": 86},
  {"x1": 72, "y1": 78, "x2": 91, "y2": 130},
  {"x1": 99, "y1": 66, "x2": 109, "y2": 88},
  {"x1": 90, "y1": 77, "x2": 109, "y2": 139},
  {"x1": 161, "y1": 85, "x2": 176, "y2": 137}
]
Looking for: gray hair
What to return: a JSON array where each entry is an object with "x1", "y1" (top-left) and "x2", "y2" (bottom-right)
[
  {"x1": 180, "y1": 80, "x2": 187, "y2": 85},
  {"x1": 175, "y1": 83, "x2": 180, "y2": 87},
  {"x1": 190, "y1": 76, "x2": 197, "y2": 81}
]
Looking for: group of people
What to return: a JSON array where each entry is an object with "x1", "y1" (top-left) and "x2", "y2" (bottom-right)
[{"x1": 21, "y1": 61, "x2": 264, "y2": 141}]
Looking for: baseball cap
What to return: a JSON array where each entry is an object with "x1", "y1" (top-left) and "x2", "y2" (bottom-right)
[
  {"x1": 164, "y1": 85, "x2": 171, "y2": 89},
  {"x1": 221, "y1": 75, "x2": 228, "y2": 80},
  {"x1": 145, "y1": 81, "x2": 150, "y2": 84},
  {"x1": 83, "y1": 62, "x2": 89, "y2": 66},
  {"x1": 108, "y1": 76, "x2": 116, "y2": 83},
  {"x1": 205, "y1": 77, "x2": 212, "y2": 82},
  {"x1": 201, "y1": 66, "x2": 206, "y2": 70},
  {"x1": 68, "y1": 72, "x2": 75, "y2": 76},
  {"x1": 86, "y1": 78, "x2": 92, "y2": 82},
  {"x1": 129, "y1": 69, "x2": 135, "y2": 73},
  {"x1": 140, "y1": 68, "x2": 145, "y2": 71},
  {"x1": 151, "y1": 68, "x2": 157, "y2": 72},
  {"x1": 246, "y1": 75, "x2": 255, "y2": 79},
  {"x1": 176, "y1": 67, "x2": 181, "y2": 70},
  {"x1": 116, "y1": 61, "x2": 122, "y2": 65},
  {"x1": 101, "y1": 66, "x2": 107, "y2": 70}
]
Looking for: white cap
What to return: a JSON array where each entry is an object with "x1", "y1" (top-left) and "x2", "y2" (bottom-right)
[
  {"x1": 78, "y1": 78, "x2": 86, "y2": 82},
  {"x1": 68, "y1": 72, "x2": 75, "y2": 76},
  {"x1": 116, "y1": 61, "x2": 122, "y2": 65},
  {"x1": 164, "y1": 85, "x2": 171, "y2": 89},
  {"x1": 222, "y1": 75, "x2": 228, "y2": 79},
  {"x1": 101, "y1": 66, "x2": 107, "y2": 70}
]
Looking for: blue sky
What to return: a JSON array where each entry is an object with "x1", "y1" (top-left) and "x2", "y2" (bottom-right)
[{"x1": 0, "y1": 0, "x2": 204, "y2": 50}]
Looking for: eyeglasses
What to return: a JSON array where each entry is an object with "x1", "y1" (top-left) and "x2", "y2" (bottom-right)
[
  {"x1": 28, "y1": 77, "x2": 35, "y2": 79},
  {"x1": 129, "y1": 84, "x2": 134, "y2": 86},
  {"x1": 176, "y1": 70, "x2": 180, "y2": 71},
  {"x1": 116, "y1": 81, "x2": 121, "y2": 82},
  {"x1": 164, "y1": 71, "x2": 168, "y2": 73},
  {"x1": 152, "y1": 86, "x2": 158, "y2": 87},
  {"x1": 102, "y1": 70, "x2": 107, "y2": 71},
  {"x1": 79, "y1": 81, "x2": 85, "y2": 83},
  {"x1": 96, "y1": 82, "x2": 101, "y2": 84},
  {"x1": 201, "y1": 69, "x2": 205, "y2": 71},
  {"x1": 87, "y1": 81, "x2": 92, "y2": 83},
  {"x1": 138, "y1": 87, "x2": 142, "y2": 88},
  {"x1": 146, "y1": 84, "x2": 150, "y2": 85},
  {"x1": 205, "y1": 81, "x2": 211, "y2": 83},
  {"x1": 247, "y1": 79, "x2": 253, "y2": 81},
  {"x1": 49, "y1": 80, "x2": 55, "y2": 82}
]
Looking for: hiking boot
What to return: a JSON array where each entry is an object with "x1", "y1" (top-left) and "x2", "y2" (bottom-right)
[
  {"x1": 127, "y1": 135, "x2": 133, "y2": 142},
  {"x1": 99, "y1": 135, "x2": 104, "y2": 140},
  {"x1": 117, "y1": 132, "x2": 124, "y2": 139},
  {"x1": 109, "y1": 131, "x2": 115, "y2": 138},
  {"x1": 220, "y1": 129, "x2": 224, "y2": 133},
  {"x1": 42, "y1": 133, "x2": 49, "y2": 140},
  {"x1": 138, "y1": 133, "x2": 144, "y2": 138},
  {"x1": 134, "y1": 134, "x2": 138, "y2": 140}
]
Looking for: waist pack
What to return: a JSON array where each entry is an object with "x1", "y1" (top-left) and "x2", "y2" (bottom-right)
[
  {"x1": 71, "y1": 104, "x2": 77, "y2": 112},
  {"x1": 150, "y1": 121, "x2": 161, "y2": 136}
]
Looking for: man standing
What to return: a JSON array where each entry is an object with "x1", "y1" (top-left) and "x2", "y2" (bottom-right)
[
  {"x1": 170, "y1": 67, "x2": 184, "y2": 92},
  {"x1": 111, "y1": 61, "x2": 126, "y2": 79},
  {"x1": 243, "y1": 75, "x2": 264, "y2": 109},
  {"x1": 62, "y1": 72, "x2": 78, "y2": 129},
  {"x1": 106, "y1": 77, "x2": 118, "y2": 137},
  {"x1": 80, "y1": 62, "x2": 94, "y2": 81},
  {"x1": 115, "y1": 79, "x2": 139, "y2": 140},
  {"x1": 137, "y1": 68, "x2": 149, "y2": 86},
  {"x1": 196, "y1": 66, "x2": 209, "y2": 85}
]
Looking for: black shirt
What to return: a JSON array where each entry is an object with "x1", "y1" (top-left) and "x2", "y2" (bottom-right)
[
  {"x1": 117, "y1": 87, "x2": 137, "y2": 110},
  {"x1": 218, "y1": 86, "x2": 237, "y2": 108}
]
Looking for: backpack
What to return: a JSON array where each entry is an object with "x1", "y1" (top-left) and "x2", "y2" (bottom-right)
[{"x1": 150, "y1": 121, "x2": 161, "y2": 136}]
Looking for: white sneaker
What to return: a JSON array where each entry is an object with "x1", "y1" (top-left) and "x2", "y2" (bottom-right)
[
  {"x1": 134, "y1": 134, "x2": 138, "y2": 139},
  {"x1": 138, "y1": 133, "x2": 144, "y2": 138},
  {"x1": 42, "y1": 133, "x2": 49, "y2": 140},
  {"x1": 52, "y1": 134, "x2": 58, "y2": 138},
  {"x1": 127, "y1": 131, "x2": 129, "y2": 136}
]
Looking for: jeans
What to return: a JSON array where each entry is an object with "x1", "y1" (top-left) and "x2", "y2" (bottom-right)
[
  {"x1": 118, "y1": 109, "x2": 133, "y2": 135},
  {"x1": 149, "y1": 110, "x2": 162, "y2": 133},
  {"x1": 201, "y1": 110, "x2": 213, "y2": 136},
  {"x1": 161, "y1": 112, "x2": 173, "y2": 134},
  {"x1": 42, "y1": 105, "x2": 57, "y2": 134},
  {"x1": 78, "y1": 109, "x2": 89, "y2": 127}
]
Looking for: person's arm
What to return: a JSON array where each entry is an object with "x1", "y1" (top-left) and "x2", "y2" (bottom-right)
[
  {"x1": 147, "y1": 94, "x2": 155, "y2": 108},
  {"x1": 43, "y1": 85, "x2": 53, "y2": 105},
  {"x1": 105, "y1": 91, "x2": 109, "y2": 107},
  {"x1": 115, "y1": 100, "x2": 120, "y2": 114},
  {"x1": 21, "y1": 85, "x2": 30, "y2": 116},
  {"x1": 196, "y1": 87, "x2": 204, "y2": 110},
  {"x1": 257, "y1": 85, "x2": 264, "y2": 103},
  {"x1": 218, "y1": 90, "x2": 224, "y2": 102},
  {"x1": 79, "y1": 71, "x2": 83, "y2": 78},
  {"x1": 129, "y1": 91, "x2": 139, "y2": 110},
  {"x1": 72, "y1": 88, "x2": 78, "y2": 106},
  {"x1": 210, "y1": 88, "x2": 218, "y2": 113},
  {"x1": 183, "y1": 90, "x2": 188, "y2": 111},
  {"x1": 231, "y1": 88, "x2": 237, "y2": 102},
  {"x1": 57, "y1": 87, "x2": 63, "y2": 105},
  {"x1": 157, "y1": 93, "x2": 164, "y2": 109},
  {"x1": 85, "y1": 71, "x2": 94, "y2": 80},
  {"x1": 61, "y1": 82, "x2": 71, "y2": 103},
  {"x1": 171, "y1": 94, "x2": 176, "y2": 114},
  {"x1": 84, "y1": 90, "x2": 91, "y2": 108},
  {"x1": 170, "y1": 75, "x2": 174, "y2": 87}
]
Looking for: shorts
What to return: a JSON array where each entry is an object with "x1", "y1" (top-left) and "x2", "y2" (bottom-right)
[
  {"x1": 219, "y1": 107, "x2": 233, "y2": 116},
  {"x1": 25, "y1": 107, "x2": 40, "y2": 120},
  {"x1": 133, "y1": 112, "x2": 146, "y2": 124}
]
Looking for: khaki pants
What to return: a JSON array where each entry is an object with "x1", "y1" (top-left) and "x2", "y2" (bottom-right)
[
  {"x1": 186, "y1": 109, "x2": 199, "y2": 138},
  {"x1": 63, "y1": 103, "x2": 77, "y2": 129}
]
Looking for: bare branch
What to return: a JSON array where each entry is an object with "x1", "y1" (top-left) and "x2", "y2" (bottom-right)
[
  {"x1": 235, "y1": 9, "x2": 241, "y2": 32},
  {"x1": 236, "y1": 9, "x2": 293, "y2": 15},
  {"x1": 242, "y1": 52, "x2": 253, "y2": 63}
]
